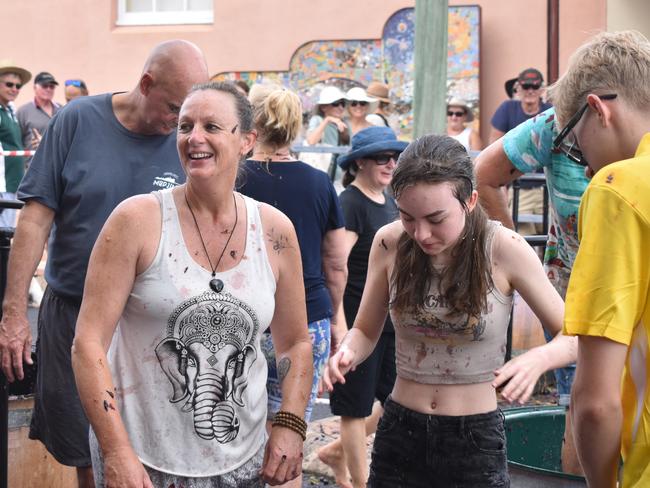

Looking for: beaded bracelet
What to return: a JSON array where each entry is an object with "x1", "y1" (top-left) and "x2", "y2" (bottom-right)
[{"x1": 272, "y1": 410, "x2": 307, "y2": 441}]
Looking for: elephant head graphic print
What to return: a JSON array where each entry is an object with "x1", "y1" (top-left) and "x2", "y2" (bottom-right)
[{"x1": 155, "y1": 291, "x2": 260, "y2": 443}]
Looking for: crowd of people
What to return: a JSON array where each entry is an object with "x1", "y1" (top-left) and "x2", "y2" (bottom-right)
[{"x1": 0, "y1": 29, "x2": 647, "y2": 488}]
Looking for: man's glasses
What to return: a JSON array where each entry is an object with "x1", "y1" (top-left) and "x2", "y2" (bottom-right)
[
  {"x1": 447, "y1": 110, "x2": 466, "y2": 117},
  {"x1": 3, "y1": 81, "x2": 22, "y2": 90},
  {"x1": 367, "y1": 153, "x2": 399, "y2": 165},
  {"x1": 553, "y1": 93, "x2": 617, "y2": 166},
  {"x1": 520, "y1": 83, "x2": 541, "y2": 91},
  {"x1": 350, "y1": 101, "x2": 368, "y2": 107},
  {"x1": 330, "y1": 100, "x2": 347, "y2": 108},
  {"x1": 65, "y1": 79, "x2": 86, "y2": 89}
]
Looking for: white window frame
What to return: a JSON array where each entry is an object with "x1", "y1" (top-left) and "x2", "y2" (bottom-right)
[{"x1": 116, "y1": 0, "x2": 213, "y2": 26}]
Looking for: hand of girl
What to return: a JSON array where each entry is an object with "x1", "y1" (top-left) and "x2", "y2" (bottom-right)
[
  {"x1": 321, "y1": 345, "x2": 356, "y2": 391},
  {"x1": 492, "y1": 347, "x2": 548, "y2": 404}
]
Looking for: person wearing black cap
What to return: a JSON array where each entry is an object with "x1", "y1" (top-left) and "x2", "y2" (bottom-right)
[
  {"x1": 489, "y1": 68, "x2": 552, "y2": 144},
  {"x1": 16, "y1": 71, "x2": 62, "y2": 158}
]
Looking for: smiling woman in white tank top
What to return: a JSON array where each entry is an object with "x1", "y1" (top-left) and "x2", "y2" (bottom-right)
[
  {"x1": 324, "y1": 134, "x2": 576, "y2": 487},
  {"x1": 72, "y1": 82, "x2": 313, "y2": 488}
]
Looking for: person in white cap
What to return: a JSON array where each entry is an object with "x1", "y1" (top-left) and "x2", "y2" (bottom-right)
[
  {"x1": 345, "y1": 87, "x2": 375, "y2": 135},
  {"x1": 446, "y1": 98, "x2": 482, "y2": 152},
  {"x1": 306, "y1": 85, "x2": 351, "y2": 147}
]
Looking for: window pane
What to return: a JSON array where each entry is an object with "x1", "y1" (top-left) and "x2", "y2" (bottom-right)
[
  {"x1": 188, "y1": 0, "x2": 212, "y2": 10},
  {"x1": 126, "y1": 0, "x2": 153, "y2": 12},
  {"x1": 157, "y1": 0, "x2": 183, "y2": 11}
]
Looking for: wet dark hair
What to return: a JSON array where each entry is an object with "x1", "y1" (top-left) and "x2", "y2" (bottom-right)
[
  {"x1": 189, "y1": 81, "x2": 254, "y2": 133},
  {"x1": 390, "y1": 134, "x2": 493, "y2": 318}
]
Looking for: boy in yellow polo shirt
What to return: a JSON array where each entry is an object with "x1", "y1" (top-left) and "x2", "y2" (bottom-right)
[{"x1": 549, "y1": 30, "x2": 650, "y2": 488}]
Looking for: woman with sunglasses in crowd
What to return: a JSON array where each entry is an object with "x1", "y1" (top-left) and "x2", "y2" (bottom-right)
[
  {"x1": 318, "y1": 126, "x2": 405, "y2": 488},
  {"x1": 306, "y1": 86, "x2": 351, "y2": 147},
  {"x1": 446, "y1": 98, "x2": 482, "y2": 152},
  {"x1": 324, "y1": 134, "x2": 577, "y2": 487},
  {"x1": 345, "y1": 87, "x2": 375, "y2": 135}
]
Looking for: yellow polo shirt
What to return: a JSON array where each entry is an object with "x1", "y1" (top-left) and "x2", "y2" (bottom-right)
[{"x1": 564, "y1": 133, "x2": 650, "y2": 487}]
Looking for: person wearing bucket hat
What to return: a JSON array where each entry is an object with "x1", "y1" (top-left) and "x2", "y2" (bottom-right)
[
  {"x1": 0, "y1": 60, "x2": 31, "y2": 227},
  {"x1": 317, "y1": 126, "x2": 405, "y2": 488},
  {"x1": 446, "y1": 97, "x2": 482, "y2": 152},
  {"x1": 490, "y1": 67, "x2": 552, "y2": 143},
  {"x1": 306, "y1": 85, "x2": 351, "y2": 147},
  {"x1": 366, "y1": 81, "x2": 392, "y2": 128},
  {"x1": 345, "y1": 87, "x2": 375, "y2": 135}
]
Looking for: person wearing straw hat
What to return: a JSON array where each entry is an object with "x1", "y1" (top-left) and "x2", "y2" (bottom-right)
[
  {"x1": 446, "y1": 97, "x2": 482, "y2": 152},
  {"x1": 365, "y1": 81, "x2": 392, "y2": 128},
  {"x1": 0, "y1": 60, "x2": 31, "y2": 227},
  {"x1": 318, "y1": 126, "x2": 405, "y2": 488},
  {"x1": 345, "y1": 87, "x2": 375, "y2": 135}
]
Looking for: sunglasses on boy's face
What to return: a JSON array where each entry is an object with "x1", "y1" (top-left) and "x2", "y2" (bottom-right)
[
  {"x1": 3, "y1": 81, "x2": 22, "y2": 90},
  {"x1": 447, "y1": 110, "x2": 466, "y2": 117},
  {"x1": 367, "y1": 152, "x2": 399, "y2": 165},
  {"x1": 520, "y1": 83, "x2": 541, "y2": 91},
  {"x1": 552, "y1": 93, "x2": 617, "y2": 167},
  {"x1": 350, "y1": 101, "x2": 368, "y2": 107},
  {"x1": 330, "y1": 100, "x2": 347, "y2": 108}
]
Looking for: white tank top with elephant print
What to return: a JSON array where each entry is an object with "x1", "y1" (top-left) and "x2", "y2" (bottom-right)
[{"x1": 107, "y1": 188, "x2": 276, "y2": 477}]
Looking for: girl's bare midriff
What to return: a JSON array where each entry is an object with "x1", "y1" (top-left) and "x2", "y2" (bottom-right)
[{"x1": 391, "y1": 376, "x2": 497, "y2": 415}]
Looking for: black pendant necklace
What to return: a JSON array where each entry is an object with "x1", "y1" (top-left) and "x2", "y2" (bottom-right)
[{"x1": 184, "y1": 190, "x2": 238, "y2": 293}]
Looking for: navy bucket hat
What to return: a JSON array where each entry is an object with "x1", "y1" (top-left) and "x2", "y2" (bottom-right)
[{"x1": 337, "y1": 126, "x2": 407, "y2": 170}]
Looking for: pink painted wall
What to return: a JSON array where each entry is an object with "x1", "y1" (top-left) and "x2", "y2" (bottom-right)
[{"x1": 5, "y1": 0, "x2": 606, "y2": 142}]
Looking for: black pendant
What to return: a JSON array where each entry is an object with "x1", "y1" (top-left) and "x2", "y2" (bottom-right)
[{"x1": 209, "y1": 278, "x2": 224, "y2": 293}]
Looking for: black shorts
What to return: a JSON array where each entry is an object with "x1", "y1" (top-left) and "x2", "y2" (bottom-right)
[
  {"x1": 369, "y1": 398, "x2": 509, "y2": 487},
  {"x1": 29, "y1": 287, "x2": 91, "y2": 467},
  {"x1": 329, "y1": 293, "x2": 396, "y2": 418}
]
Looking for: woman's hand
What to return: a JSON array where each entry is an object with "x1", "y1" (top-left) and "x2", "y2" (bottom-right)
[
  {"x1": 322, "y1": 344, "x2": 356, "y2": 392},
  {"x1": 103, "y1": 447, "x2": 153, "y2": 488},
  {"x1": 492, "y1": 347, "x2": 548, "y2": 404},
  {"x1": 324, "y1": 116, "x2": 347, "y2": 133},
  {"x1": 260, "y1": 426, "x2": 304, "y2": 485}
]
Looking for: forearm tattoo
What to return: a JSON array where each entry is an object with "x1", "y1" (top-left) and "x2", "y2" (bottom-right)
[
  {"x1": 277, "y1": 357, "x2": 291, "y2": 384},
  {"x1": 103, "y1": 389, "x2": 116, "y2": 413},
  {"x1": 267, "y1": 228, "x2": 292, "y2": 255}
]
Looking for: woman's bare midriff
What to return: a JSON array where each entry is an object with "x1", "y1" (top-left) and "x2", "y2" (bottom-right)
[{"x1": 391, "y1": 376, "x2": 497, "y2": 416}]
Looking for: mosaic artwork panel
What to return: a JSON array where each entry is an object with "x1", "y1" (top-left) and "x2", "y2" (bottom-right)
[{"x1": 213, "y1": 6, "x2": 480, "y2": 140}]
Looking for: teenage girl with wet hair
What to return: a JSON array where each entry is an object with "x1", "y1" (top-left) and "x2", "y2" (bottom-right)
[{"x1": 325, "y1": 134, "x2": 577, "y2": 486}]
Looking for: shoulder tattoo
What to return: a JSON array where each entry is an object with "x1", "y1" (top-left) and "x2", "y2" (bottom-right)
[{"x1": 267, "y1": 227, "x2": 293, "y2": 255}]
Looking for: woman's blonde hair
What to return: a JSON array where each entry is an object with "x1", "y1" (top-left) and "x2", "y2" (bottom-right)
[
  {"x1": 249, "y1": 84, "x2": 302, "y2": 149},
  {"x1": 548, "y1": 30, "x2": 650, "y2": 127}
]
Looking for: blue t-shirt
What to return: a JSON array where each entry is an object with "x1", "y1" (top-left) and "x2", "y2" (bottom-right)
[
  {"x1": 239, "y1": 159, "x2": 345, "y2": 323},
  {"x1": 491, "y1": 99, "x2": 553, "y2": 134},
  {"x1": 18, "y1": 93, "x2": 184, "y2": 299},
  {"x1": 503, "y1": 107, "x2": 589, "y2": 297}
]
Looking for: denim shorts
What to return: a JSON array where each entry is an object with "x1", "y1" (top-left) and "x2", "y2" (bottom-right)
[
  {"x1": 368, "y1": 397, "x2": 510, "y2": 487},
  {"x1": 262, "y1": 317, "x2": 331, "y2": 421}
]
